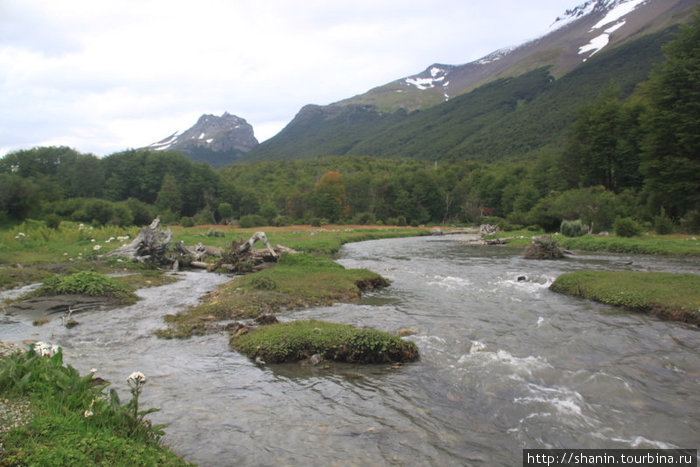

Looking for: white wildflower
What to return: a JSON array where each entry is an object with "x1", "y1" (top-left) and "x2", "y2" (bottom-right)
[
  {"x1": 105, "y1": 237, "x2": 115, "y2": 243},
  {"x1": 127, "y1": 371, "x2": 146, "y2": 386},
  {"x1": 33, "y1": 341, "x2": 59, "y2": 357},
  {"x1": 83, "y1": 410, "x2": 94, "y2": 417},
  {"x1": 90, "y1": 238, "x2": 95, "y2": 242},
  {"x1": 90, "y1": 368, "x2": 97, "y2": 374},
  {"x1": 93, "y1": 245, "x2": 102, "y2": 251}
]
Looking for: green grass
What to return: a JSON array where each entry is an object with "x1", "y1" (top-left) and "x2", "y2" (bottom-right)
[
  {"x1": 156, "y1": 253, "x2": 389, "y2": 338},
  {"x1": 550, "y1": 271, "x2": 700, "y2": 324},
  {"x1": 230, "y1": 319, "x2": 419, "y2": 364},
  {"x1": 0, "y1": 220, "x2": 143, "y2": 290},
  {"x1": 41, "y1": 271, "x2": 138, "y2": 304},
  {"x1": 0, "y1": 220, "x2": 140, "y2": 265},
  {"x1": 556, "y1": 234, "x2": 700, "y2": 256},
  {"x1": 169, "y1": 225, "x2": 428, "y2": 255},
  {"x1": 485, "y1": 230, "x2": 700, "y2": 256},
  {"x1": 0, "y1": 347, "x2": 190, "y2": 466}
]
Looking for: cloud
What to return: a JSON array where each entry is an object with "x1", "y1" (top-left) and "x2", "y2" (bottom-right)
[{"x1": 0, "y1": 0, "x2": 575, "y2": 156}]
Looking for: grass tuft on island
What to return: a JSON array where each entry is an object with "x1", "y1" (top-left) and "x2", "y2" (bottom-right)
[
  {"x1": 156, "y1": 253, "x2": 390, "y2": 338},
  {"x1": 550, "y1": 271, "x2": 700, "y2": 325},
  {"x1": 230, "y1": 319, "x2": 419, "y2": 364},
  {"x1": 40, "y1": 270, "x2": 139, "y2": 304}
]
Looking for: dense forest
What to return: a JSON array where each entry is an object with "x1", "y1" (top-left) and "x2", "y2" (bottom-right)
[{"x1": 1, "y1": 10, "x2": 698, "y2": 234}]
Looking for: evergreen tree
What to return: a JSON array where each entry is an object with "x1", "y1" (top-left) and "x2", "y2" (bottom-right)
[
  {"x1": 561, "y1": 85, "x2": 642, "y2": 192},
  {"x1": 640, "y1": 7, "x2": 700, "y2": 218},
  {"x1": 155, "y1": 173, "x2": 183, "y2": 215}
]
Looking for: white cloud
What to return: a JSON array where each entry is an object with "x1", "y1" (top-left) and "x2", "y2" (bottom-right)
[{"x1": 0, "y1": 0, "x2": 575, "y2": 156}]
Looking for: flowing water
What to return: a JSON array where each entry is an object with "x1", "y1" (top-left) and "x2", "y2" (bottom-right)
[{"x1": 1, "y1": 235, "x2": 698, "y2": 466}]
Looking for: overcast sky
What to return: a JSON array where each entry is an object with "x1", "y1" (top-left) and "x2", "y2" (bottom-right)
[{"x1": 1, "y1": 0, "x2": 578, "y2": 157}]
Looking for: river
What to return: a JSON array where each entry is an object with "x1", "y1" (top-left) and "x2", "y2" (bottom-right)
[{"x1": 1, "y1": 235, "x2": 698, "y2": 465}]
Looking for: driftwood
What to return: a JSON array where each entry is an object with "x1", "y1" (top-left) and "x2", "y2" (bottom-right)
[
  {"x1": 107, "y1": 217, "x2": 172, "y2": 264},
  {"x1": 107, "y1": 218, "x2": 295, "y2": 273},
  {"x1": 479, "y1": 224, "x2": 499, "y2": 235},
  {"x1": 208, "y1": 233, "x2": 296, "y2": 273}
]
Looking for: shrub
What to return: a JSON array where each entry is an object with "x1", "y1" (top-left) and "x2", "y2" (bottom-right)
[
  {"x1": 352, "y1": 212, "x2": 376, "y2": 225},
  {"x1": 614, "y1": 217, "x2": 642, "y2": 237},
  {"x1": 274, "y1": 215, "x2": 295, "y2": 227},
  {"x1": 653, "y1": 208, "x2": 674, "y2": 235},
  {"x1": 250, "y1": 276, "x2": 277, "y2": 290},
  {"x1": 239, "y1": 214, "x2": 268, "y2": 228},
  {"x1": 44, "y1": 213, "x2": 62, "y2": 230},
  {"x1": 679, "y1": 210, "x2": 700, "y2": 233},
  {"x1": 180, "y1": 216, "x2": 194, "y2": 227},
  {"x1": 523, "y1": 235, "x2": 564, "y2": 259},
  {"x1": 560, "y1": 219, "x2": 589, "y2": 237}
]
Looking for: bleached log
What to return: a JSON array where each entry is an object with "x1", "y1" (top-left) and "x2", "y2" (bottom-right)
[{"x1": 237, "y1": 231, "x2": 277, "y2": 258}]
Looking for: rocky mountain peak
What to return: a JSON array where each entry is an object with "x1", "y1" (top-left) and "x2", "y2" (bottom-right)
[{"x1": 148, "y1": 112, "x2": 258, "y2": 155}]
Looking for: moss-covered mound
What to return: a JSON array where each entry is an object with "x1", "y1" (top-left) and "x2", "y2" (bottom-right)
[
  {"x1": 550, "y1": 271, "x2": 700, "y2": 325},
  {"x1": 41, "y1": 271, "x2": 138, "y2": 304},
  {"x1": 230, "y1": 319, "x2": 419, "y2": 364}
]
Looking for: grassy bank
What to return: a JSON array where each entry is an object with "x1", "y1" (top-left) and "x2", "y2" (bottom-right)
[
  {"x1": 0, "y1": 345, "x2": 190, "y2": 466},
  {"x1": 169, "y1": 225, "x2": 428, "y2": 255},
  {"x1": 550, "y1": 271, "x2": 700, "y2": 325},
  {"x1": 231, "y1": 319, "x2": 419, "y2": 364},
  {"x1": 484, "y1": 229, "x2": 700, "y2": 256},
  {"x1": 153, "y1": 225, "x2": 427, "y2": 338},
  {"x1": 156, "y1": 253, "x2": 390, "y2": 338}
]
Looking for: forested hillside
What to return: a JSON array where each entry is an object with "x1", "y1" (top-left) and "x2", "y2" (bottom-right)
[
  {"x1": 246, "y1": 25, "x2": 677, "y2": 162},
  {"x1": 1, "y1": 9, "x2": 698, "y2": 235}
]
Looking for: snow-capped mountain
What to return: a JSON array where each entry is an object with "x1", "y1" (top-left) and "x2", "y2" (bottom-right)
[
  {"x1": 146, "y1": 112, "x2": 258, "y2": 166},
  {"x1": 336, "y1": 0, "x2": 694, "y2": 111}
]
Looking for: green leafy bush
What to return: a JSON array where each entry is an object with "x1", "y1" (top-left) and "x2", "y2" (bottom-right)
[
  {"x1": 250, "y1": 276, "x2": 277, "y2": 290},
  {"x1": 44, "y1": 213, "x2": 62, "y2": 230},
  {"x1": 560, "y1": 219, "x2": 589, "y2": 237},
  {"x1": 239, "y1": 214, "x2": 268, "y2": 228},
  {"x1": 653, "y1": 208, "x2": 674, "y2": 234},
  {"x1": 614, "y1": 217, "x2": 642, "y2": 237}
]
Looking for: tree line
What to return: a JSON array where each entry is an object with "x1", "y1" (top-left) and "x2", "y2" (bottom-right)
[{"x1": 1, "y1": 9, "x2": 697, "y2": 233}]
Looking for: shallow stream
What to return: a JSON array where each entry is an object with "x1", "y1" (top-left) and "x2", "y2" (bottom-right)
[{"x1": 1, "y1": 235, "x2": 698, "y2": 465}]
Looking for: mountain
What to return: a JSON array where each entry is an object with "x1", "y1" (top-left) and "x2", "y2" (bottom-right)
[
  {"x1": 245, "y1": 0, "x2": 696, "y2": 162},
  {"x1": 146, "y1": 112, "x2": 258, "y2": 167},
  {"x1": 335, "y1": 0, "x2": 695, "y2": 112}
]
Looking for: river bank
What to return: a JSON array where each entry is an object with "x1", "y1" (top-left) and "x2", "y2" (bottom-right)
[
  {"x1": 550, "y1": 271, "x2": 700, "y2": 325},
  {"x1": 1, "y1": 224, "x2": 699, "y2": 464}
]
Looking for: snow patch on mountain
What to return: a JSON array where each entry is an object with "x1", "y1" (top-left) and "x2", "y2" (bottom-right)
[
  {"x1": 591, "y1": 0, "x2": 647, "y2": 29},
  {"x1": 405, "y1": 66, "x2": 449, "y2": 90},
  {"x1": 578, "y1": 0, "x2": 648, "y2": 58}
]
